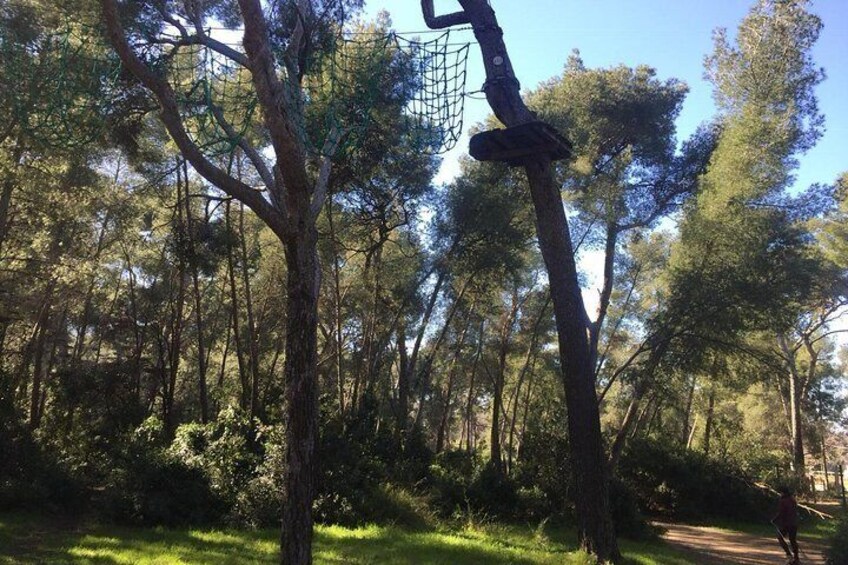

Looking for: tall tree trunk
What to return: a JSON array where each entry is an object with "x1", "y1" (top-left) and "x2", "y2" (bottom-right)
[
  {"x1": 490, "y1": 293, "x2": 520, "y2": 475},
  {"x1": 363, "y1": 245, "x2": 384, "y2": 403},
  {"x1": 327, "y1": 199, "x2": 346, "y2": 415},
  {"x1": 436, "y1": 307, "x2": 474, "y2": 453},
  {"x1": 703, "y1": 386, "x2": 716, "y2": 457},
  {"x1": 396, "y1": 322, "x2": 410, "y2": 438},
  {"x1": 686, "y1": 415, "x2": 699, "y2": 449},
  {"x1": 0, "y1": 145, "x2": 22, "y2": 257},
  {"x1": 280, "y1": 231, "x2": 320, "y2": 565},
  {"x1": 179, "y1": 161, "x2": 209, "y2": 423},
  {"x1": 681, "y1": 374, "x2": 697, "y2": 446},
  {"x1": 239, "y1": 203, "x2": 262, "y2": 419},
  {"x1": 609, "y1": 386, "x2": 644, "y2": 470},
  {"x1": 226, "y1": 202, "x2": 250, "y2": 411},
  {"x1": 29, "y1": 291, "x2": 53, "y2": 429},
  {"x1": 463, "y1": 320, "x2": 485, "y2": 452},
  {"x1": 789, "y1": 370, "x2": 805, "y2": 476},
  {"x1": 420, "y1": 1, "x2": 620, "y2": 557},
  {"x1": 507, "y1": 296, "x2": 549, "y2": 474}
]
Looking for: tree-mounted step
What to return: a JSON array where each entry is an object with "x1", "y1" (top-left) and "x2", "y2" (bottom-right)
[{"x1": 469, "y1": 121, "x2": 572, "y2": 166}]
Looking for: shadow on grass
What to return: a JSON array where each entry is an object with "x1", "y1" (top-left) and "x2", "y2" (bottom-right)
[
  {"x1": 0, "y1": 514, "x2": 275, "y2": 564},
  {"x1": 0, "y1": 512, "x2": 698, "y2": 565}
]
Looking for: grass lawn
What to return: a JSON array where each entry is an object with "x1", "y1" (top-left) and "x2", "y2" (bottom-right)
[{"x1": 0, "y1": 512, "x2": 696, "y2": 564}]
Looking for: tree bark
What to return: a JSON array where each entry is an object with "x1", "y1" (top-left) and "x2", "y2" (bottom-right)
[
  {"x1": 238, "y1": 203, "x2": 262, "y2": 419},
  {"x1": 681, "y1": 374, "x2": 697, "y2": 446},
  {"x1": 226, "y1": 201, "x2": 250, "y2": 411},
  {"x1": 180, "y1": 160, "x2": 210, "y2": 423},
  {"x1": 419, "y1": 2, "x2": 620, "y2": 558},
  {"x1": 703, "y1": 386, "x2": 716, "y2": 457},
  {"x1": 507, "y1": 296, "x2": 549, "y2": 474},
  {"x1": 280, "y1": 231, "x2": 320, "y2": 565},
  {"x1": 463, "y1": 320, "x2": 485, "y2": 452},
  {"x1": 435, "y1": 311, "x2": 473, "y2": 454}
]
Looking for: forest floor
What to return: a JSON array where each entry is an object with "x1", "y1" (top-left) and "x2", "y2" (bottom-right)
[
  {"x1": 657, "y1": 522, "x2": 830, "y2": 565},
  {"x1": 0, "y1": 511, "x2": 836, "y2": 564}
]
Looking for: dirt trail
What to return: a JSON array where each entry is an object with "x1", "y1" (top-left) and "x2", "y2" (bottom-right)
[{"x1": 657, "y1": 522, "x2": 828, "y2": 565}]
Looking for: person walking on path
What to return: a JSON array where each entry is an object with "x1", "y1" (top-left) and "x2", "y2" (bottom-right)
[{"x1": 772, "y1": 486, "x2": 800, "y2": 564}]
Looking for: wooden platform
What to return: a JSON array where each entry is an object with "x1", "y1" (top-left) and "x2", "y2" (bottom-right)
[{"x1": 469, "y1": 121, "x2": 572, "y2": 166}]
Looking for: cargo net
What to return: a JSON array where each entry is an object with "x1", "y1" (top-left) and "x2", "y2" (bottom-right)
[
  {"x1": 0, "y1": 25, "x2": 121, "y2": 149},
  {"x1": 164, "y1": 43, "x2": 259, "y2": 157},
  {"x1": 159, "y1": 28, "x2": 469, "y2": 157},
  {"x1": 299, "y1": 29, "x2": 470, "y2": 155},
  {"x1": 0, "y1": 24, "x2": 469, "y2": 157}
]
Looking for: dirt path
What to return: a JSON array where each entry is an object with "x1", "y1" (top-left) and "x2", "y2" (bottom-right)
[{"x1": 657, "y1": 523, "x2": 828, "y2": 565}]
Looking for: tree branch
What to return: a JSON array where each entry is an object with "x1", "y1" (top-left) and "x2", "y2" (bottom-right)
[
  {"x1": 100, "y1": 0, "x2": 290, "y2": 241},
  {"x1": 421, "y1": 0, "x2": 471, "y2": 29}
]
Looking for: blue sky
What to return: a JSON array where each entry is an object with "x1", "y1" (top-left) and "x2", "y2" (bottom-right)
[{"x1": 362, "y1": 0, "x2": 847, "y2": 190}]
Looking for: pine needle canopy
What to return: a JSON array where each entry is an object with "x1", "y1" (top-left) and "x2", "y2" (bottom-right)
[
  {"x1": 0, "y1": 23, "x2": 121, "y2": 148},
  {"x1": 1, "y1": 15, "x2": 470, "y2": 158}
]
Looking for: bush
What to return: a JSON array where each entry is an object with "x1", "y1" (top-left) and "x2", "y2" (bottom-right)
[
  {"x1": 170, "y1": 407, "x2": 267, "y2": 506},
  {"x1": 618, "y1": 438, "x2": 773, "y2": 521},
  {"x1": 512, "y1": 407, "x2": 574, "y2": 522},
  {"x1": 229, "y1": 425, "x2": 286, "y2": 528},
  {"x1": 427, "y1": 449, "x2": 478, "y2": 515},
  {"x1": 825, "y1": 514, "x2": 848, "y2": 565},
  {"x1": 101, "y1": 418, "x2": 224, "y2": 526},
  {"x1": 609, "y1": 478, "x2": 657, "y2": 540},
  {"x1": 314, "y1": 410, "x2": 388, "y2": 525},
  {"x1": 0, "y1": 377, "x2": 83, "y2": 513},
  {"x1": 467, "y1": 462, "x2": 520, "y2": 520}
]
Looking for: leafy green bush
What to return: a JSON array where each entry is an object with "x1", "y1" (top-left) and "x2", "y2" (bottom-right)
[
  {"x1": 170, "y1": 407, "x2": 267, "y2": 506},
  {"x1": 229, "y1": 425, "x2": 286, "y2": 528},
  {"x1": 0, "y1": 376, "x2": 83, "y2": 513},
  {"x1": 168, "y1": 408, "x2": 286, "y2": 528},
  {"x1": 427, "y1": 449, "x2": 478, "y2": 515},
  {"x1": 609, "y1": 477, "x2": 657, "y2": 540},
  {"x1": 825, "y1": 514, "x2": 848, "y2": 565},
  {"x1": 101, "y1": 417, "x2": 224, "y2": 526},
  {"x1": 512, "y1": 407, "x2": 574, "y2": 522},
  {"x1": 314, "y1": 410, "x2": 389, "y2": 525},
  {"x1": 618, "y1": 437, "x2": 772, "y2": 521}
]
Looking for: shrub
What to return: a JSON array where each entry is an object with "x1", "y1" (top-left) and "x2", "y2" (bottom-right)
[
  {"x1": 314, "y1": 411, "x2": 388, "y2": 525},
  {"x1": 101, "y1": 418, "x2": 224, "y2": 526},
  {"x1": 0, "y1": 376, "x2": 83, "y2": 513},
  {"x1": 170, "y1": 407, "x2": 266, "y2": 507},
  {"x1": 618, "y1": 437, "x2": 772, "y2": 521},
  {"x1": 427, "y1": 449, "x2": 478, "y2": 515},
  {"x1": 609, "y1": 477, "x2": 657, "y2": 540},
  {"x1": 825, "y1": 514, "x2": 848, "y2": 565},
  {"x1": 467, "y1": 462, "x2": 520, "y2": 520},
  {"x1": 229, "y1": 425, "x2": 286, "y2": 528}
]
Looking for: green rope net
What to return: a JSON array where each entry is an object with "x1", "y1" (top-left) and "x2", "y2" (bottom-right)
[
  {"x1": 165, "y1": 42, "x2": 259, "y2": 157},
  {"x1": 150, "y1": 27, "x2": 469, "y2": 158},
  {"x1": 1, "y1": 23, "x2": 469, "y2": 158},
  {"x1": 0, "y1": 25, "x2": 120, "y2": 149}
]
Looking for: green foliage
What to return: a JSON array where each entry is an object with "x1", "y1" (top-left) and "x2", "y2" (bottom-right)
[
  {"x1": 0, "y1": 510, "x2": 698, "y2": 564},
  {"x1": 315, "y1": 404, "x2": 430, "y2": 525},
  {"x1": 825, "y1": 514, "x2": 848, "y2": 565},
  {"x1": 0, "y1": 375, "x2": 83, "y2": 513},
  {"x1": 101, "y1": 417, "x2": 225, "y2": 526},
  {"x1": 618, "y1": 438, "x2": 772, "y2": 521}
]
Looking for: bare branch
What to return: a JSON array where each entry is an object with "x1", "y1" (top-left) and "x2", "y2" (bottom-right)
[
  {"x1": 208, "y1": 104, "x2": 276, "y2": 191},
  {"x1": 421, "y1": 0, "x2": 471, "y2": 29}
]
